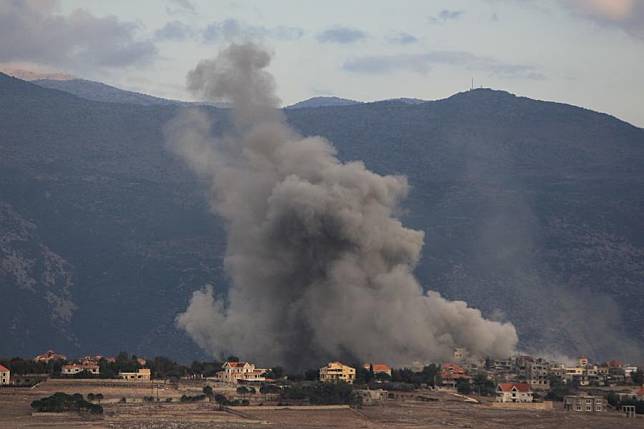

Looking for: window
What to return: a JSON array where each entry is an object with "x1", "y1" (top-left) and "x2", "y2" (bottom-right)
[
  {"x1": 586, "y1": 404, "x2": 592, "y2": 411},
  {"x1": 575, "y1": 403, "x2": 582, "y2": 411}
]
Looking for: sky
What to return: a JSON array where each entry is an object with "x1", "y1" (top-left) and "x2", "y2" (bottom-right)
[{"x1": 1, "y1": 0, "x2": 643, "y2": 126}]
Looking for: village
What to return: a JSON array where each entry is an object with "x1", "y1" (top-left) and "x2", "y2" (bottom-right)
[{"x1": 1, "y1": 348, "x2": 643, "y2": 427}]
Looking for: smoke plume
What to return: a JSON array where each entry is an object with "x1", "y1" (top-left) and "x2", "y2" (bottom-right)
[{"x1": 167, "y1": 43, "x2": 518, "y2": 368}]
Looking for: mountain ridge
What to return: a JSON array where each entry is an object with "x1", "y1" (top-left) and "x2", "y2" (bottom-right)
[{"x1": 1, "y1": 73, "x2": 643, "y2": 363}]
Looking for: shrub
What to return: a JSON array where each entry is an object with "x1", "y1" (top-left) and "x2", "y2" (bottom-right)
[
  {"x1": 280, "y1": 382, "x2": 358, "y2": 405},
  {"x1": 30, "y1": 392, "x2": 103, "y2": 414},
  {"x1": 180, "y1": 394, "x2": 206, "y2": 403}
]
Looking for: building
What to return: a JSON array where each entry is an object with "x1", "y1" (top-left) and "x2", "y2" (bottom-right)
[
  {"x1": 517, "y1": 357, "x2": 551, "y2": 390},
  {"x1": 496, "y1": 383, "x2": 533, "y2": 403},
  {"x1": 624, "y1": 366, "x2": 639, "y2": 379},
  {"x1": 80, "y1": 355, "x2": 115, "y2": 365},
  {"x1": 453, "y1": 348, "x2": 466, "y2": 362},
  {"x1": 119, "y1": 368, "x2": 151, "y2": 381},
  {"x1": 363, "y1": 363, "x2": 392, "y2": 377},
  {"x1": 320, "y1": 362, "x2": 356, "y2": 384},
  {"x1": 33, "y1": 350, "x2": 66, "y2": 363},
  {"x1": 0, "y1": 364, "x2": 10, "y2": 386},
  {"x1": 441, "y1": 362, "x2": 469, "y2": 388},
  {"x1": 637, "y1": 386, "x2": 644, "y2": 401},
  {"x1": 563, "y1": 395, "x2": 605, "y2": 412},
  {"x1": 218, "y1": 361, "x2": 267, "y2": 384},
  {"x1": 62, "y1": 363, "x2": 100, "y2": 376},
  {"x1": 11, "y1": 374, "x2": 48, "y2": 387}
]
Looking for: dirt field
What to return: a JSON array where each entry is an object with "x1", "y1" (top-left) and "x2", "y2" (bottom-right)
[{"x1": 1, "y1": 381, "x2": 642, "y2": 428}]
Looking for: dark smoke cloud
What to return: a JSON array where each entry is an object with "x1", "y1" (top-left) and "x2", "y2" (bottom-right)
[{"x1": 167, "y1": 43, "x2": 518, "y2": 368}]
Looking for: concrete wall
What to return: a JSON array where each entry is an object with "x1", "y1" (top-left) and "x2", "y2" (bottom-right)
[{"x1": 490, "y1": 401, "x2": 553, "y2": 410}]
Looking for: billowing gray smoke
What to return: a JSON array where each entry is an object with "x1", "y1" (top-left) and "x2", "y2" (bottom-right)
[{"x1": 167, "y1": 43, "x2": 518, "y2": 368}]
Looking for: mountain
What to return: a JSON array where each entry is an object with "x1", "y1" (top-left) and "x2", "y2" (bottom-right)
[
  {"x1": 1, "y1": 73, "x2": 643, "y2": 363},
  {"x1": 0, "y1": 66, "x2": 75, "y2": 81},
  {"x1": 33, "y1": 78, "x2": 180, "y2": 106},
  {"x1": 286, "y1": 96, "x2": 361, "y2": 109},
  {"x1": 383, "y1": 97, "x2": 426, "y2": 105}
]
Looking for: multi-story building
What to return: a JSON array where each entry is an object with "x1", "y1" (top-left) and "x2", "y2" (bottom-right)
[
  {"x1": 0, "y1": 364, "x2": 10, "y2": 385},
  {"x1": 496, "y1": 383, "x2": 533, "y2": 403},
  {"x1": 218, "y1": 361, "x2": 267, "y2": 384},
  {"x1": 62, "y1": 363, "x2": 100, "y2": 376},
  {"x1": 516, "y1": 356, "x2": 550, "y2": 390},
  {"x1": 119, "y1": 368, "x2": 151, "y2": 381},
  {"x1": 453, "y1": 348, "x2": 466, "y2": 362},
  {"x1": 33, "y1": 350, "x2": 66, "y2": 363},
  {"x1": 320, "y1": 362, "x2": 356, "y2": 384},
  {"x1": 563, "y1": 395, "x2": 605, "y2": 412}
]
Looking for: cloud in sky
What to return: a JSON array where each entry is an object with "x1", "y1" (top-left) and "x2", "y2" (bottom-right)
[
  {"x1": 562, "y1": 0, "x2": 644, "y2": 39},
  {"x1": 0, "y1": 0, "x2": 156, "y2": 70},
  {"x1": 497, "y1": 0, "x2": 644, "y2": 39},
  {"x1": 387, "y1": 32, "x2": 419, "y2": 45},
  {"x1": 203, "y1": 18, "x2": 304, "y2": 42},
  {"x1": 165, "y1": 0, "x2": 196, "y2": 15},
  {"x1": 316, "y1": 26, "x2": 367, "y2": 44},
  {"x1": 155, "y1": 20, "x2": 195, "y2": 41},
  {"x1": 429, "y1": 9, "x2": 465, "y2": 24},
  {"x1": 343, "y1": 51, "x2": 545, "y2": 80}
]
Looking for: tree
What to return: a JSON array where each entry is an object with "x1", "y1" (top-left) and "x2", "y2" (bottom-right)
[
  {"x1": 374, "y1": 372, "x2": 391, "y2": 382},
  {"x1": 632, "y1": 369, "x2": 644, "y2": 385},
  {"x1": 471, "y1": 373, "x2": 496, "y2": 396},
  {"x1": 260, "y1": 384, "x2": 281, "y2": 394},
  {"x1": 267, "y1": 366, "x2": 284, "y2": 379},
  {"x1": 354, "y1": 365, "x2": 372, "y2": 385},
  {"x1": 304, "y1": 369, "x2": 319, "y2": 381},
  {"x1": 607, "y1": 391, "x2": 619, "y2": 407},
  {"x1": 203, "y1": 385, "x2": 214, "y2": 402},
  {"x1": 214, "y1": 393, "x2": 228, "y2": 408},
  {"x1": 95, "y1": 393, "x2": 103, "y2": 405},
  {"x1": 87, "y1": 393, "x2": 95, "y2": 402},
  {"x1": 226, "y1": 356, "x2": 240, "y2": 363},
  {"x1": 456, "y1": 378, "x2": 472, "y2": 395},
  {"x1": 545, "y1": 376, "x2": 573, "y2": 401}
]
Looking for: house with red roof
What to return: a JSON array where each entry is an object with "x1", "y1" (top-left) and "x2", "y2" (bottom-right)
[
  {"x1": 496, "y1": 383, "x2": 533, "y2": 403},
  {"x1": 0, "y1": 364, "x2": 10, "y2": 386},
  {"x1": 635, "y1": 386, "x2": 644, "y2": 401},
  {"x1": 363, "y1": 363, "x2": 392, "y2": 377},
  {"x1": 440, "y1": 362, "x2": 469, "y2": 388},
  {"x1": 218, "y1": 361, "x2": 267, "y2": 384}
]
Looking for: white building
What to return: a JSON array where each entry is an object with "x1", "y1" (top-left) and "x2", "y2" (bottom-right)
[
  {"x1": 496, "y1": 383, "x2": 533, "y2": 403},
  {"x1": 218, "y1": 361, "x2": 267, "y2": 384},
  {"x1": 0, "y1": 364, "x2": 10, "y2": 385},
  {"x1": 62, "y1": 363, "x2": 100, "y2": 376},
  {"x1": 119, "y1": 368, "x2": 151, "y2": 381}
]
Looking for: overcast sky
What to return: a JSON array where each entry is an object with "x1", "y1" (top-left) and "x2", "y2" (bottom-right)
[{"x1": 1, "y1": 0, "x2": 643, "y2": 126}]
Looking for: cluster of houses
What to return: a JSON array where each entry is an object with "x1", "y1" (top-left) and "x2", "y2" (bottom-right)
[
  {"x1": 0, "y1": 351, "x2": 151, "y2": 385},
  {"x1": 3, "y1": 349, "x2": 642, "y2": 416},
  {"x1": 461, "y1": 353, "x2": 639, "y2": 391}
]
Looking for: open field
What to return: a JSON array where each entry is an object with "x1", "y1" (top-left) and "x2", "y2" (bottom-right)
[{"x1": 1, "y1": 381, "x2": 643, "y2": 428}]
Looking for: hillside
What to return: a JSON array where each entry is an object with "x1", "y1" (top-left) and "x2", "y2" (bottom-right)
[
  {"x1": 33, "y1": 79, "x2": 180, "y2": 106},
  {"x1": 1, "y1": 73, "x2": 643, "y2": 362},
  {"x1": 286, "y1": 96, "x2": 361, "y2": 109}
]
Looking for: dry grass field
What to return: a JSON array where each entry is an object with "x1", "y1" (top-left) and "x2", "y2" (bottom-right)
[{"x1": 1, "y1": 381, "x2": 642, "y2": 429}]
